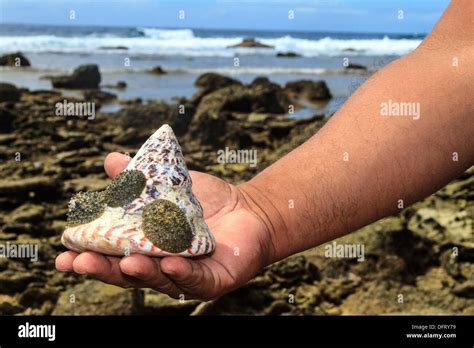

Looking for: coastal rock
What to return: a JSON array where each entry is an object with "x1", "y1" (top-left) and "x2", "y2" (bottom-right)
[
  {"x1": 440, "y1": 246, "x2": 473, "y2": 281},
  {"x1": 284, "y1": 79, "x2": 332, "y2": 101},
  {"x1": 120, "y1": 97, "x2": 142, "y2": 106},
  {"x1": 0, "y1": 83, "x2": 21, "y2": 102},
  {"x1": 52, "y1": 280, "x2": 144, "y2": 315},
  {"x1": 51, "y1": 64, "x2": 101, "y2": 89},
  {"x1": 0, "y1": 299, "x2": 24, "y2": 315},
  {"x1": 28, "y1": 90, "x2": 62, "y2": 96},
  {"x1": 116, "y1": 100, "x2": 194, "y2": 138},
  {"x1": 104, "y1": 81, "x2": 127, "y2": 89},
  {"x1": 18, "y1": 285, "x2": 59, "y2": 308},
  {"x1": 407, "y1": 208, "x2": 472, "y2": 245},
  {"x1": 190, "y1": 78, "x2": 306, "y2": 156},
  {"x1": 189, "y1": 82, "x2": 290, "y2": 146},
  {"x1": 267, "y1": 256, "x2": 320, "y2": 286},
  {"x1": 0, "y1": 133, "x2": 16, "y2": 144},
  {"x1": 345, "y1": 63, "x2": 367, "y2": 70},
  {"x1": 195, "y1": 72, "x2": 242, "y2": 92},
  {"x1": 187, "y1": 77, "x2": 308, "y2": 149},
  {"x1": 0, "y1": 52, "x2": 31, "y2": 67},
  {"x1": 82, "y1": 89, "x2": 117, "y2": 103},
  {"x1": 452, "y1": 281, "x2": 474, "y2": 299},
  {"x1": 143, "y1": 289, "x2": 200, "y2": 315},
  {"x1": 0, "y1": 107, "x2": 15, "y2": 132},
  {"x1": 5, "y1": 203, "x2": 45, "y2": 224},
  {"x1": 228, "y1": 38, "x2": 273, "y2": 49},
  {"x1": 113, "y1": 127, "x2": 141, "y2": 145},
  {"x1": 149, "y1": 66, "x2": 167, "y2": 74},
  {"x1": 321, "y1": 277, "x2": 361, "y2": 304},
  {"x1": 0, "y1": 270, "x2": 46, "y2": 294},
  {"x1": 249, "y1": 76, "x2": 280, "y2": 89},
  {"x1": 0, "y1": 176, "x2": 61, "y2": 202},
  {"x1": 191, "y1": 73, "x2": 242, "y2": 105},
  {"x1": 196, "y1": 81, "x2": 289, "y2": 117},
  {"x1": 276, "y1": 51, "x2": 301, "y2": 58},
  {"x1": 436, "y1": 171, "x2": 474, "y2": 200},
  {"x1": 63, "y1": 177, "x2": 109, "y2": 193}
]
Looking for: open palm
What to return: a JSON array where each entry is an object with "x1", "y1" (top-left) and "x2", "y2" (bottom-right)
[{"x1": 56, "y1": 153, "x2": 272, "y2": 300}]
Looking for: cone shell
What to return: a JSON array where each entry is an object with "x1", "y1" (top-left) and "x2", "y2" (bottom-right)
[{"x1": 61, "y1": 124, "x2": 215, "y2": 257}]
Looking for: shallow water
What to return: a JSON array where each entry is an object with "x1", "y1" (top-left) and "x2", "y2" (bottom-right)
[{"x1": 0, "y1": 24, "x2": 400, "y2": 116}]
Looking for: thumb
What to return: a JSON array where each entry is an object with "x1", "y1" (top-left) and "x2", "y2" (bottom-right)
[
  {"x1": 104, "y1": 152, "x2": 131, "y2": 178},
  {"x1": 161, "y1": 256, "x2": 216, "y2": 299}
]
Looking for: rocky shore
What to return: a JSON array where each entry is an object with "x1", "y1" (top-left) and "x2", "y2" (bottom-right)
[{"x1": 0, "y1": 67, "x2": 472, "y2": 315}]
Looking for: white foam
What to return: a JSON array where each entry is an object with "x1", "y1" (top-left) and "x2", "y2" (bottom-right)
[{"x1": 0, "y1": 29, "x2": 422, "y2": 57}]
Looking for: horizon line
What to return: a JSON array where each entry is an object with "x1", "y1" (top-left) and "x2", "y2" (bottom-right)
[{"x1": 0, "y1": 22, "x2": 428, "y2": 37}]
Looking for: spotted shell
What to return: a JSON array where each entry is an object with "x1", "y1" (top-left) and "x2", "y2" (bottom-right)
[{"x1": 61, "y1": 124, "x2": 215, "y2": 257}]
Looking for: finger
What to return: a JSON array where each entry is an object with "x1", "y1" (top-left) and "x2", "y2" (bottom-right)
[
  {"x1": 119, "y1": 254, "x2": 183, "y2": 297},
  {"x1": 188, "y1": 171, "x2": 233, "y2": 220},
  {"x1": 72, "y1": 252, "x2": 137, "y2": 288},
  {"x1": 55, "y1": 251, "x2": 79, "y2": 272},
  {"x1": 161, "y1": 256, "x2": 216, "y2": 300},
  {"x1": 104, "y1": 152, "x2": 131, "y2": 178}
]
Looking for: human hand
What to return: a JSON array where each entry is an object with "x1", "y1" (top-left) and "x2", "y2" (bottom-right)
[{"x1": 55, "y1": 152, "x2": 274, "y2": 300}]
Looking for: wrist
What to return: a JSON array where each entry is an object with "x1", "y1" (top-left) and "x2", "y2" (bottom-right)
[{"x1": 237, "y1": 180, "x2": 288, "y2": 266}]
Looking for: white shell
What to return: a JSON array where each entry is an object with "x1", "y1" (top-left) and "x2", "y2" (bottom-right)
[{"x1": 61, "y1": 124, "x2": 215, "y2": 257}]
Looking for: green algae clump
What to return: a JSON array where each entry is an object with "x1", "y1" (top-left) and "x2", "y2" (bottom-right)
[
  {"x1": 67, "y1": 191, "x2": 106, "y2": 226},
  {"x1": 105, "y1": 170, "x2": 146, "y2": 207},
  {"x1": 142, "y1": 199, "x2": 193, "y2": 253}
]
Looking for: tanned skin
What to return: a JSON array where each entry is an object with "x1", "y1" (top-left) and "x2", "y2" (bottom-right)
[{"x1": 56, "y1": 0, "x2": 473, "y2": 300}]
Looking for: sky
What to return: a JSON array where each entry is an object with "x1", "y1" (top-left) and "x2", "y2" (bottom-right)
[{"x1": 0, "y1": 0, "x2": 450, "y2": 34}]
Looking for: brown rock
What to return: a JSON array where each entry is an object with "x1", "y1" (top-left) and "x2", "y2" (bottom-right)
[
  {"x1": 0, "y1": 52, "x2": 31, "y2": 67},
  {"x1": 0, "y1": 177, "x2": 61, "y2": 202},
  {"x1": 148, "y1": 66, "x2": 167, "y2": 74},
  {"x1": 284, "y1": 80, "x2": 332, "y2": 101},
  {"x1": 195, "y1": 72, "x2": 242, "y2": 92},
  {"x1": 82, "y1": 89, "x2": 117, "y2": 103},
  {"x1": 0, "y1": 271, "x2": 46, "y2": 294},
  {"x1": 104, "y1": 81, "x2": 127, "y2": 89},
  {"x1": 143, "y1": 289, "x2": 200, "y2": 315},
  {"x1": 267, "y1": 256, "x2": 320, "y2": 286},
  {"x1": 18, "y1": 286, "x2": 59, "y2": 308},
  {"x1": 345, "y1": 63, "x2": 367, "y2": 70},
  {"x1": 228, "y1": 38, "x2": 273, "y2": 49},
  {"x1": 276, "y1": 51, "x2": 301, "y2": 58},
  {"x1": 452, "y1": 281, "x2": 474, "y2": 298},
  {"x1": 52, "y1": 280, "x2": 144, "y2": 315},
  {"x1": 6, "y1": 203, "x2": 45, "y2": 224},
  {"x1": 191, "y1": 73, "x2": 242, "y2": 105},
  {"x1": 0, "y1": 83, "x2": 21, "y2": 102},
  {"x1": 0, "y1": 107, "x2": 15, "y2": 132},
  {"x1": 51, "y1": 64, "x2": 101, "y2": 89},
  {"x1": 116, "y1": 101, "x2": 193, "y2": 137},
  {"x1": 188, "y1": 80, "x2": 293, "y2": 147}
]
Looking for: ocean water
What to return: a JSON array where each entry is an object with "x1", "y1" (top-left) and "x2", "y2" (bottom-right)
[{"x1": 0, "y1": 24, "x2": 423, "y2": 116}]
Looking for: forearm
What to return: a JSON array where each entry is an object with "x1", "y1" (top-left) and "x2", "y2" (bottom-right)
[{"x1": 240, "y1": 37, "x2": 473, "y2": 264}]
